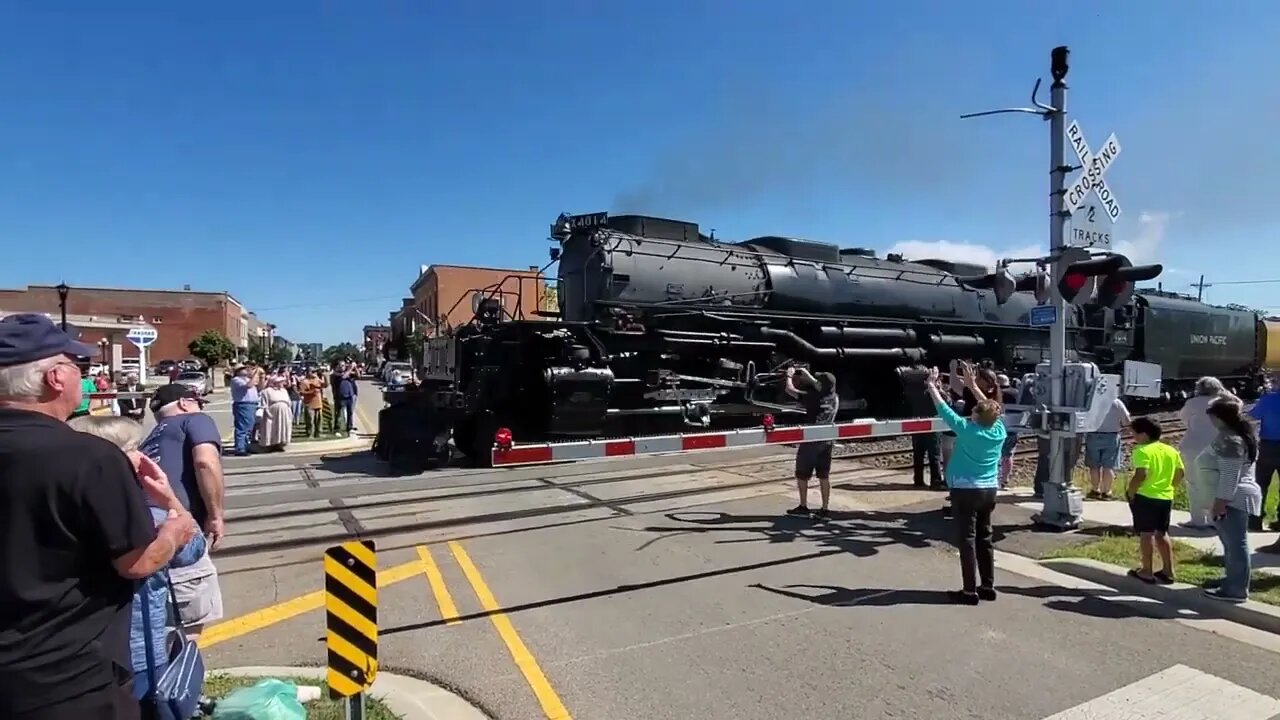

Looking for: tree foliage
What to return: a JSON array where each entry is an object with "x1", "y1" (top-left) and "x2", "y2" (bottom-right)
[
  {"x1": 406, "y1": 328, "x2": 425, "y2": 362},
  {"x1": 188, "y1": 330, "x2": 236, "y2": 368},
  {"x1": 539, "y1": 284, "x2": 559, "y2": 313},
  {"x1": 270, "y1": 345, "x2": 295, "y2": 364},
  {"x1": 322, "y1": 342, "x2": 361, "y2": 364},
  {"x1": 247, "y1": 344, "x2": 270, "y2": 366}
]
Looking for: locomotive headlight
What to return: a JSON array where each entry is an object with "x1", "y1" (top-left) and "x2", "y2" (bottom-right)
[{"x1": 1112, "y1": 331, "x2": 1129, "y2": 345}]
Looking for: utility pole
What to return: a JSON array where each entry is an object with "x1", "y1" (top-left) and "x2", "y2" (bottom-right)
[{"x1": 1192, "y1": 274, "x2": 1208, "y2": 301}]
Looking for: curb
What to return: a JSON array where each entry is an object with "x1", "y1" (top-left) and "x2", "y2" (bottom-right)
[
  {"x1": 222, "y1": 437, "x2": 372, "y2": 460},
  {"x1": 280, "y1": 436, "x2": 372, "y2": 456},
  {"x1": 1039, "y1": 557, "x2": 1280, "y2": 635},
  {"x1": 212, "y1": 666, "x2": 490, "y2": 720}
]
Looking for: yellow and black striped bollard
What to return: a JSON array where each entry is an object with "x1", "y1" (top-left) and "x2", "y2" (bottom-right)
[{"x1": 325, "y1": 540, "x2": 378, "y2": 718}]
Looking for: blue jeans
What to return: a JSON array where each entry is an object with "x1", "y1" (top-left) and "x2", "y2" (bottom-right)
[
  {"x1": 291, "y1": 398, "x2": 302, "y2": 418},
  {"x1": 232, "y1": 401, "x2": 257, "y2": 455},
  {"x1": 1214, "y1": 505, "x2": 1251, "y2": 599},
  {"x1": 339, "y1": 397, "x2": 355, "y2": 432}
]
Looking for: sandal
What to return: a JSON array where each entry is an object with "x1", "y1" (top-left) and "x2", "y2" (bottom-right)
[{"x1": 1127, "y1": 568, "x2": 1156, "y2": 584}]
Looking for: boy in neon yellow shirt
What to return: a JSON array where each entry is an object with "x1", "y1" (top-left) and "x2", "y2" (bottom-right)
[{"x1": 1126, "y1": 416, "x2": 1185, "y2": 584}]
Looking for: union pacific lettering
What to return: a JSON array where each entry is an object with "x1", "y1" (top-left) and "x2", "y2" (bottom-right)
[{"x1": 1189, "y1": 334, "x2": 1229, "y2": 346}]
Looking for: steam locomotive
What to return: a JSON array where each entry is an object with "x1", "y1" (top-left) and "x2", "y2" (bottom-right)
[{"x1": 392, "y1": 212, "x2": 1278, "y2": 464}]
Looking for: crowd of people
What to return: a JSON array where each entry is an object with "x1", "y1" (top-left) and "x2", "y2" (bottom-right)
[
  {"x1": 0, "y1": 314, "x2": 226, "y2": 719},
  {"x1": 228, "y1": 361, "x2": 363, "y2": 456},
  {"x1": 784, "y1": 357, "x2": 1278, "y2": 606}
]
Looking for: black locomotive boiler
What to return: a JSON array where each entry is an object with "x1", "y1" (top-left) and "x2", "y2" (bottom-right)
[
  {"x1": 393, "y1": 212, "x2": 1280, "y2": 465},
  {"x1": 413, "y1": 213, "x2": 1074, "y2": 461}
]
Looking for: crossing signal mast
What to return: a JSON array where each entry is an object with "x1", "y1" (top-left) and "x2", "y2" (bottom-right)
[{"x1": 962, "y1": 47, "x2": 1164, "y2": 529}]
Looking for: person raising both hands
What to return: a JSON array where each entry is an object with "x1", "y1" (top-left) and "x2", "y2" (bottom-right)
[{"x1": 923, "y1": 360, "x2": 1007, "y2": 605}]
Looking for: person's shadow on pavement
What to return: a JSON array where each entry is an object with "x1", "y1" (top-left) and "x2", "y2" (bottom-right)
[{"x1": 751, "y1": 582, "x2": 957, "y2": 607}]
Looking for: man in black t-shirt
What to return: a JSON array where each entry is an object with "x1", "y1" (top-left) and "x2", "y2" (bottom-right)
[
  {"x1": 0, "y1": 314, "x2": 197, "y2": 720},
  {"x1": 784, "y1": 367, "x2": 839, "y2": 519}
]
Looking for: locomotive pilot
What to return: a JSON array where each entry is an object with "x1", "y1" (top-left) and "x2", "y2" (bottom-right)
[{"x1": 784, "y1": 366, "x2": 839, "y2": 519}]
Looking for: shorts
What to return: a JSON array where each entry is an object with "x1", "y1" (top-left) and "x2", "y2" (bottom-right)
[
  {"x1": 795, "y1": 442, "x2": 833, "y2": 480},
  {"x1": 1129, "y1": 494, "x2": 1173, "y2": 534},
  {"x1": 1084, "y1": 432, "x2": 1121, "y2": 470},
  {"x1": 171, "y1": 553, "x2": 224, "y2": 627}
]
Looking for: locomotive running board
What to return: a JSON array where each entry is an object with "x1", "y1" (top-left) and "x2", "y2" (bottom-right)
[{"x1": 490, "y1": 416, "x2": 947, "y2": 467}]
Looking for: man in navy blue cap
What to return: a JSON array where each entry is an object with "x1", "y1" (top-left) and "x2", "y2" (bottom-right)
[{"x1": 0, "y1": 314, "x2": 197, "y2": 720}]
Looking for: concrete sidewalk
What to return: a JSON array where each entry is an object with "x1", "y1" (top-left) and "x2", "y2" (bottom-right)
[
  {"x1": 1010, "y1": 490, "x2": 1280, "y2": 575},
  {"x1": 215, "y1": 666, "x2": 490, "y2": 719}
]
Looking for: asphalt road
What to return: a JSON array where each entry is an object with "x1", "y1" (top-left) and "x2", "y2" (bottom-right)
[{"x1": 200, "y1": 445, "x2": 1280, "y2": 720}]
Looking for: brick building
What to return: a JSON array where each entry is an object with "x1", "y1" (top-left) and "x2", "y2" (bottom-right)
[
  {"x1": 0, "y1": 284, "x2": 251, "y2": 364},
  {"x1": 407, "y1": 264, "x2": 546, "y2": 336},
  {"x1": 363, "y1": 325, "x2": 391, "y2": 364}
]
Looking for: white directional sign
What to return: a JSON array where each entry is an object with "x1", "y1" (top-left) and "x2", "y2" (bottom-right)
[
  {"x1": 125, "y1": 326, "x2": 158, "y2": 348},
  {"x1": 1067, "y1": 202, "x2": 1112, "y2": 249},
  {"x1": 1064, "y1": 120, "x2": 1123, "y2": 221}
]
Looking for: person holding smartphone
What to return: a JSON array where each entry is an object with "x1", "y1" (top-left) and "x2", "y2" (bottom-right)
[{"x1": 924, "y1": 361, "x2": 1006, "y2": 604}]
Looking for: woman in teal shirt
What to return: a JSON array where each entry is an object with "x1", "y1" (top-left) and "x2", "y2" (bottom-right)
[
  {"x1": 71, "y1": 373, "x2": 95, "y2": 418},
  {"x1": 925, "y1": 361, "x2": 1006, "y2": 605}
]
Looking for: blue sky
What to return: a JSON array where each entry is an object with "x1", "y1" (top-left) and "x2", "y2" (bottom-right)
[{"x1": 2, "y1": 1, "x2": 1277, "y2": 344}]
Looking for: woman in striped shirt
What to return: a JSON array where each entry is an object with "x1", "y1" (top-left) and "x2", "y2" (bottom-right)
[{"x1": 1197, "y1": 397, "x2": 1262, "y2": 603}]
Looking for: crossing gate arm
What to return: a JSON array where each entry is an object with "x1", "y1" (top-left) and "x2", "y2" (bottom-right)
[
  {"x1": 490, "y1": 416, "x2": 947, "y2": 467},
  {"x1": 87, "y1": 392, "x2": 152, "y2": 400}
]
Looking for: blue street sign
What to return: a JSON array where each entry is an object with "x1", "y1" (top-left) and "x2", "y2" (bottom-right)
[{"x1": 1029, "y1": 304, "x2": 1058, "y2": 327}]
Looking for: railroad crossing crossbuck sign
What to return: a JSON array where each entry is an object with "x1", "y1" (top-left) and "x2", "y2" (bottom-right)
[{"x1": 1064, "y1": 120, "x2": 1123, "y2": 221}]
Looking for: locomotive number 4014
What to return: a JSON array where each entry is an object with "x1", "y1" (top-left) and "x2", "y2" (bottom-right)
[{"x1": 1189, "y1": 334, "x2": 1229, "y2": 346}]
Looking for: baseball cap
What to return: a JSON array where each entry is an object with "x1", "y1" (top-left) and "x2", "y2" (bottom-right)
[
  {"x1": 0, "y1": 313, "x2": 97, "y2": 368},
  {"x1": 149, "y1": 383, "x2": 204, "y2": 412}
]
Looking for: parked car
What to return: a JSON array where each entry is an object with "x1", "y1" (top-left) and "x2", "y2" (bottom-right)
[
  {"x1": 381, "y1": 362, "x2": 412, "y2": 384},
  {"x1": 172, "y1": 370, "x2": 211, "y2": 396},
  {"x1": 154, "y1": 359, "x2": 179, "y2": 376}
]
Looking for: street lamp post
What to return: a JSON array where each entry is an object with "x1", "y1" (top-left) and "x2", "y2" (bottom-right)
[
  {"x1": 98, "y1": 338, "x2": 109, "y2": 365},
  {"x1": 56, "y1": 282, "x2": 70, "y2": 331}
]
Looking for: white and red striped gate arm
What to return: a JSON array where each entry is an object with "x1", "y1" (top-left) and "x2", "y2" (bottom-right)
[
  {"x1": 87, "y1": 392, "x2": 152, "y2": 400},
  {"x1": 491, "y1": 416, "x2": 947, "y2": 467}
]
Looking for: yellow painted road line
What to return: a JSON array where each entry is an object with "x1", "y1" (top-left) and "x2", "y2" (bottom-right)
[
  {"x1": 449, "y1": 540, "x2": 573, "y2": 720},
  {"x1": 198, "y1": 590, "x2": 323, "y2": 649},
  {"x1": 416, "y1": 545, "x2": 462, "y2": 625},
  {"x1": 199, "y1": 556, "x2": 427, "y2": 650}
]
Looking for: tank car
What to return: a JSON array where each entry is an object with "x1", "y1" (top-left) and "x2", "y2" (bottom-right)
[{"x1": 1083, "y1": 290, "x2": 1276, "y2": 402}]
